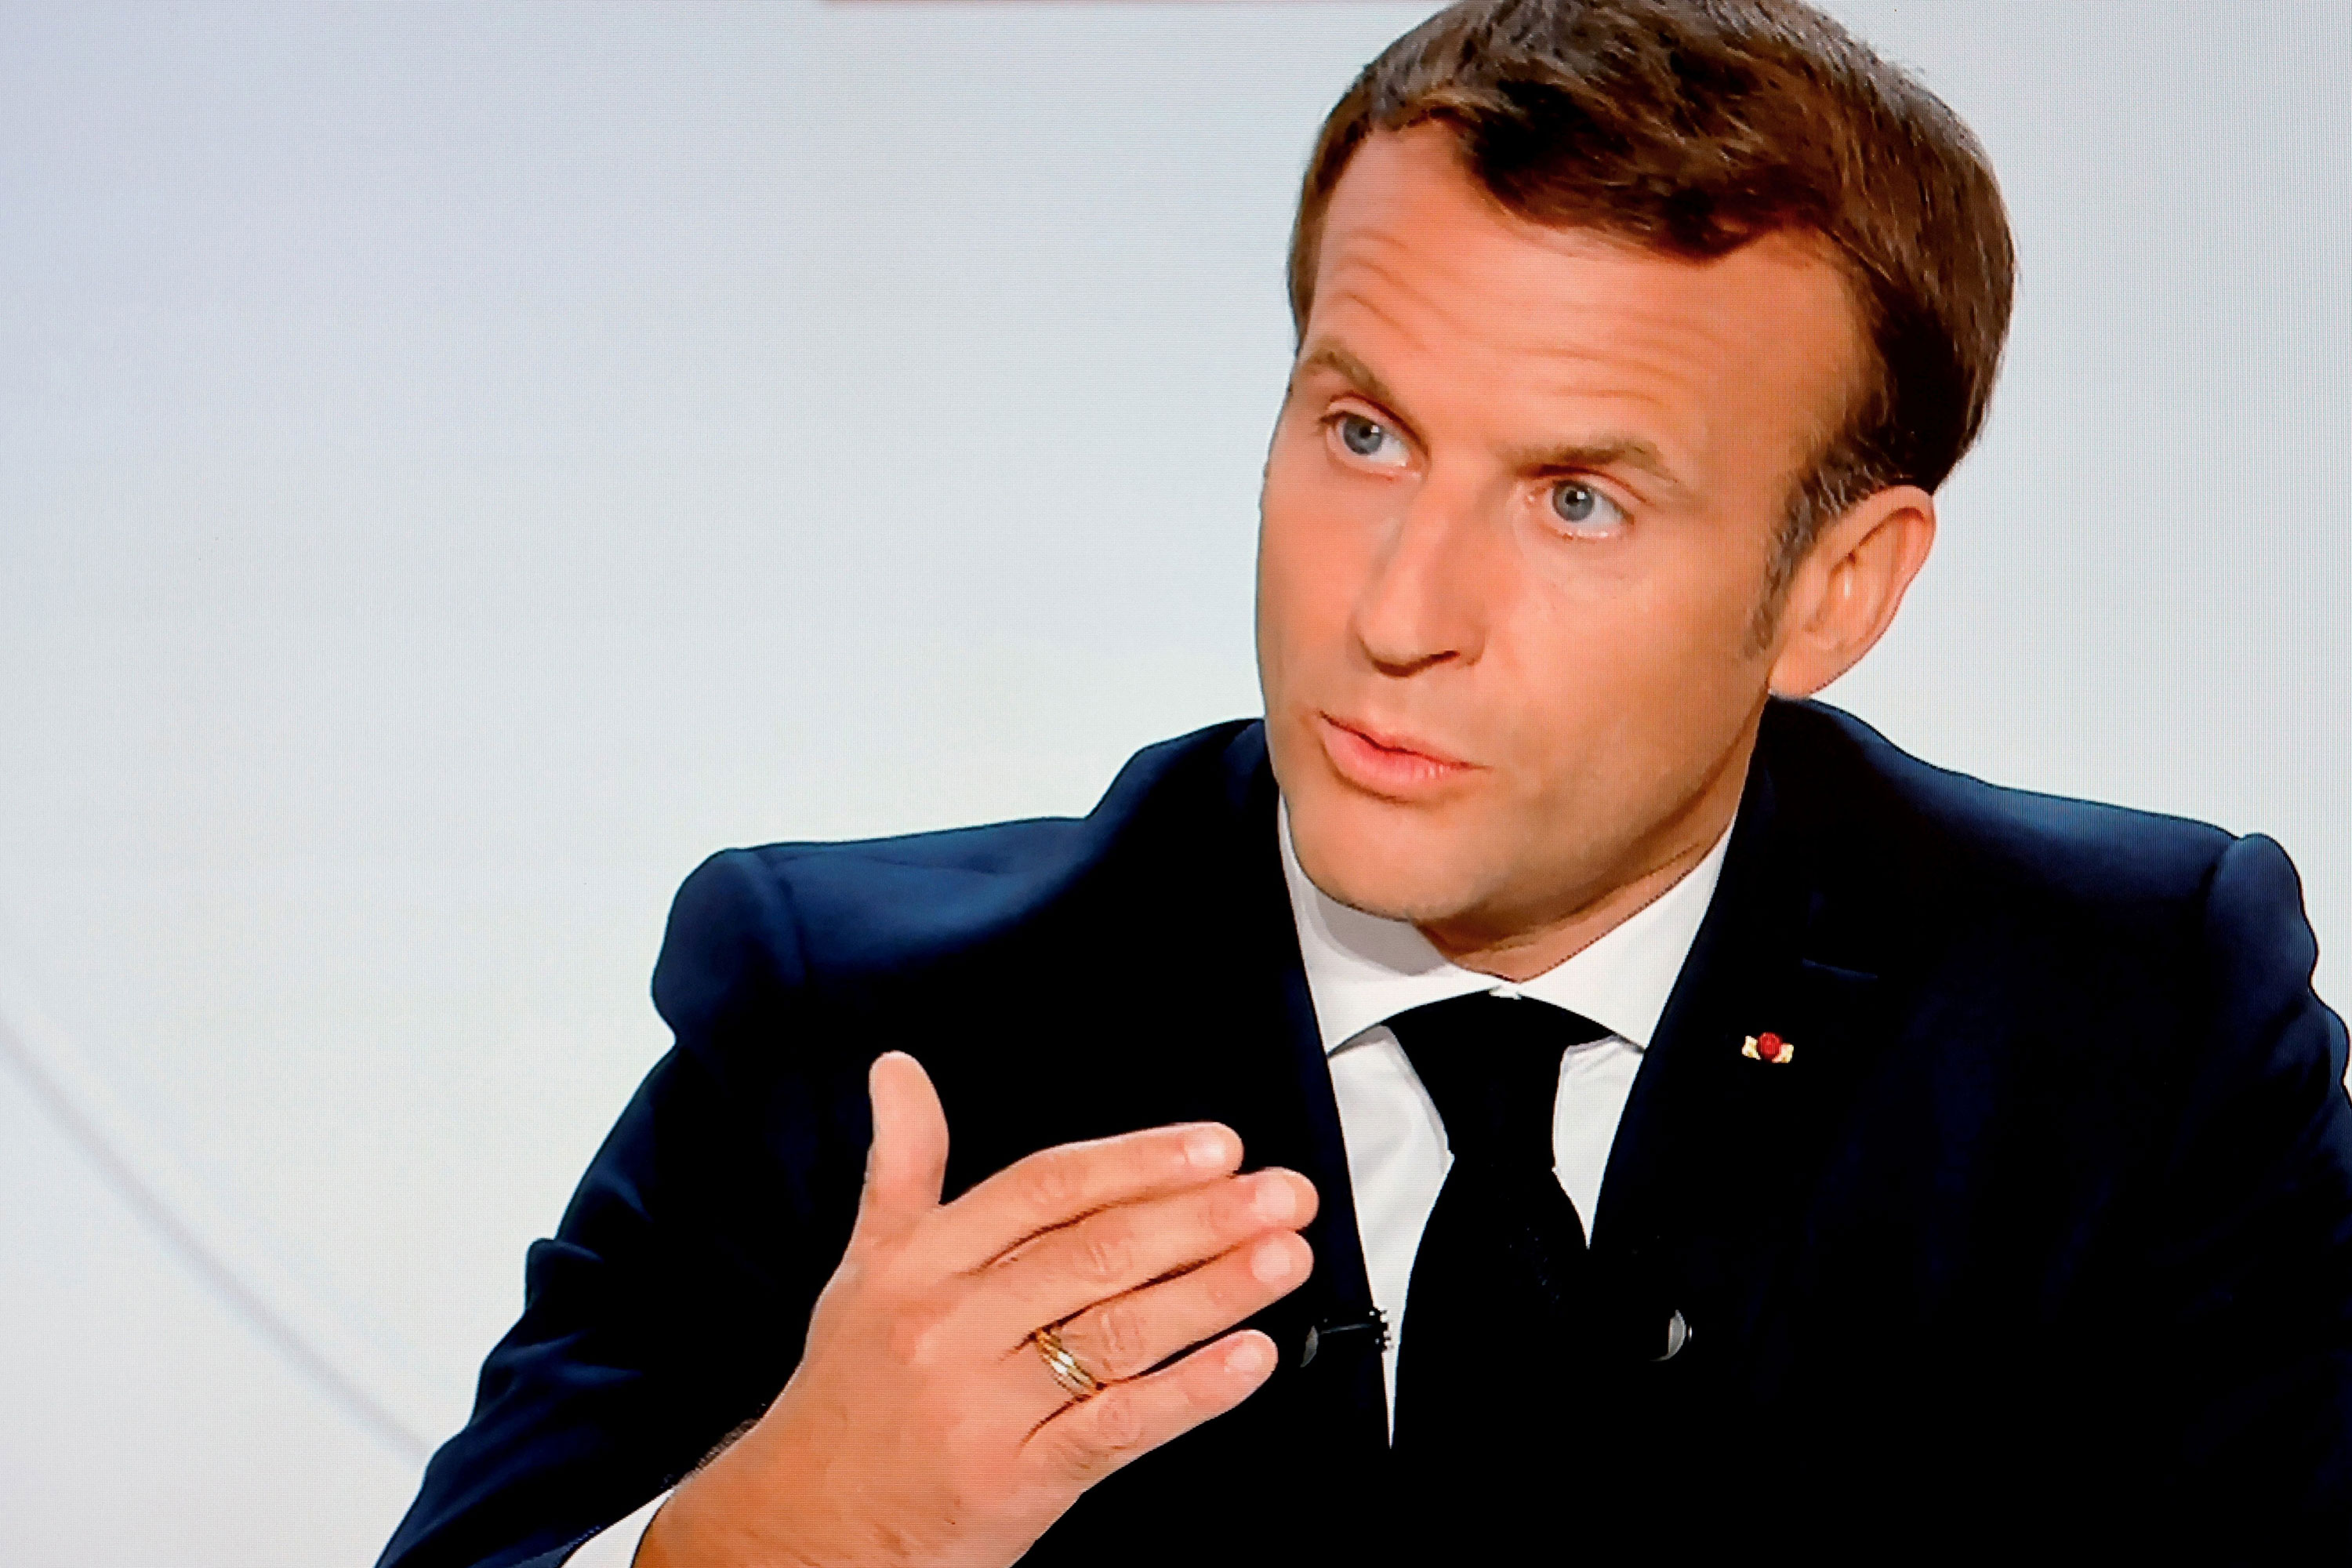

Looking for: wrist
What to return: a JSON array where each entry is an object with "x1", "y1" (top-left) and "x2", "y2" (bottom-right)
[{"x1": 633, "y1": 1446, "x2": 816, "y2": 1568}]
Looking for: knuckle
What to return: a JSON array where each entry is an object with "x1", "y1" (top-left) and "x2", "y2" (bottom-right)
[
  {"x1": 842, "y1": 1234, "x2": 916, "y2": 1298},
  {"x1": 1041, "y1": 1428, "x2": 1107, "y2": 1483},
  {"x1": 1196, "y1": 1261, "x2": 1250, "y2": 1316},
  {"x1": 818, "y1": 1249, "x2": 873, "y2": 1306},
  {"x1": 1082, "y1": 1392, "x2": 1149, "y2": 1460},
  {"x1": 880, "y1": 1298, "x2": 955, "y2": 1370},
  {"x1": 1089, "y1": 1301, "x2": 1149, "y2": 1374},
  {"x1": 1019, "y1": 1149, "x2": 1086, "y2": 1218},
  {"x1": 1073, "y1": 1222, "x2": 1134, "y2": 1287},
  {"x1": 1206, "y1": 1178, "x2": 1257, "y2": 1236}
]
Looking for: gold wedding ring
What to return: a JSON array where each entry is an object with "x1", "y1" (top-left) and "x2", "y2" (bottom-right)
[{"x1": 1031, "y1": 1325, "x2": 1106, "y2": 1402}]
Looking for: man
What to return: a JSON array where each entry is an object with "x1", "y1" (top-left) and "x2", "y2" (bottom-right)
[{"x1": 380, "y1": 2, "x2": 2352, "y2": 1564}]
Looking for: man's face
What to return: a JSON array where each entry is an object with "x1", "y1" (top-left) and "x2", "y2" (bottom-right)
[{"x1": 1257, "y1": 125, "x2": 1866, "y2": 953}]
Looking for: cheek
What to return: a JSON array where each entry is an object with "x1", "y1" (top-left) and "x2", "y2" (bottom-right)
[{"x1": 1501, "y1": 544, "x2": 1766, "y2": 771}]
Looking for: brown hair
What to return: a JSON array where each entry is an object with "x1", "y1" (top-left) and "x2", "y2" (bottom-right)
[{"x1": 1287, "y1": 0, "x2": 2016, "y2": 598}]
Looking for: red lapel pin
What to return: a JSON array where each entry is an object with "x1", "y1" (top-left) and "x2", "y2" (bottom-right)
[{"x1": 1741, "y1": 1031, "x2": 1795, "y2": 1064}]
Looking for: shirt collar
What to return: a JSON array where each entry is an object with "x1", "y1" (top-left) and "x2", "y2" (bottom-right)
[{"x1": 1278, "y1": 799, "x2": 1733, "y2": 1055}]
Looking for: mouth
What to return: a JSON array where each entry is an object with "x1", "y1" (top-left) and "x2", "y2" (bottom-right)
[{"x1": 1313, "y1": 712, "x2": 1478, "y2": 798}]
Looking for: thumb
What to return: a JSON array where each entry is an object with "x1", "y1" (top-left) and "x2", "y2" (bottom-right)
[{"x1": 856, "y1": 1050, "x2": 949, "y2": 1238}]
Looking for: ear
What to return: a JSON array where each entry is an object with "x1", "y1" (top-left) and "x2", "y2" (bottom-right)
[{"x1": 1766, "y1": 484, "x2": 1936, "y2": 699}]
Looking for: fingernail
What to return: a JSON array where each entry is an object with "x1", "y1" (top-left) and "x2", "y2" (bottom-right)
[
  {"x1": 1226, "y1": 1337, "x2": 1270, "y2": 1376},
  {"x1": 1250, "y1": 1236, "x2": 1299, "y2": 1284},
  {"x1": 1250, "y1": 1174, "x2": 1298, "y2": 1223},
  {"x1": 1185, "y1": 1127, "x2": 1233, "y2": 1170}
]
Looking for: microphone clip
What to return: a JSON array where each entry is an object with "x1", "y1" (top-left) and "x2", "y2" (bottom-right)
[{"x1": 1298, "y1": 1306, "x2": 1389, "y2": 1368}]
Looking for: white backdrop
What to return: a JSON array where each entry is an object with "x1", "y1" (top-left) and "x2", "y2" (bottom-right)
[{"x1": 2, "y1": 3, "x2": 2346, "y2": 1563}]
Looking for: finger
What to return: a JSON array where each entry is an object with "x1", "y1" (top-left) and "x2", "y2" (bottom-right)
[
  {"x1": 1021, "y1": 1330, "x2": 1277, "y2": 1491},
  {"x1": 853, "y1": 1051, "x2": 949, "y2": 1243},
  {"x1": 1034, "y1": 1230, "x2": 1312, "y2": 1386},
  {"x1": 981, "y1": 1168, "x2": 1318, "y2": 1339},
  {"x1": 927, "y1": 1121, "x2": 1245, "y2": 1272}
]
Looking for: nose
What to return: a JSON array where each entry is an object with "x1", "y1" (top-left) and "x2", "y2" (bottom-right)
[{"x1": 1348, "y1": 467, "x2": 1496, "y2": 677}]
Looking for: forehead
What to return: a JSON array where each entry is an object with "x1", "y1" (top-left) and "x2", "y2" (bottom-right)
[{"x1": 1305, "y1": 126, "x2": 1863, "y2": 477}]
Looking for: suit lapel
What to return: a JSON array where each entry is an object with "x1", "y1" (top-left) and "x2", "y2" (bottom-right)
[
  {"x1": 1184, "y1": 724, "x2": 1388, "y2": 1446},
  {"x1": 1593, "y1": 715, "x2": 1893, "y2": 1373},
  {"x1": 991, "y1": 723, "x2": 1381, "y2": 1427},
  {"x1": 938, "y1": 720, "x2": 1382, "y2": 1443},
  {"x1": 1023, "y1": 724, "x2": 1388, "y2": 1565}
]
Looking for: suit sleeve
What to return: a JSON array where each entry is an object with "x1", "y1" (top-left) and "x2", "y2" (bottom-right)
[
  {"x1": 2141, "y1": 832, "x2": 2352, "y2": 1548},
  {"x1": 374, "y1": 851, "x2": 869, "y2": 1568}
]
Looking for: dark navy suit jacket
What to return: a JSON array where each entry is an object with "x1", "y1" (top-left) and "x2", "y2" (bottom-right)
[{"x1": 380, "y1": 702, "x2": 2352, "y2": 1566}]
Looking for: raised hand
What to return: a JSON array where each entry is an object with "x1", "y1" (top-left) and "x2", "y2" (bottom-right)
[{"x1": 635, "y1": 1050, "x2": 1318, "y2": 1568}]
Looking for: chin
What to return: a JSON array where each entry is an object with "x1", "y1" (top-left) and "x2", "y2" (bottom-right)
[{"x1": 1284, "y1": 781, "x2": 1494, "y2": 927}]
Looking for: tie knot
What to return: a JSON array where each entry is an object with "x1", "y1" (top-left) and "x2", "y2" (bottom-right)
[{"x1": 1386, "y1": 993, "x2": 1607, "y2": 1168}]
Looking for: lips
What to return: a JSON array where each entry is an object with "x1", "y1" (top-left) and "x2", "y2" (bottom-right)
[{"x1": 1314, "y1": 712, "x2": 1477, "y2": 797}]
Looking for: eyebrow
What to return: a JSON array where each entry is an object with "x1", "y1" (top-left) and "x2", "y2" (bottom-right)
[
  {"x1": 1294, "y1": 342, "x2": 1407, "y2": 419},
  {"x1": 1292, "y1": 339, "x2": 1692, "y2": 499},
  {"x1": 1499, "y1": 433, "x2": 1689, "y2": 498}
]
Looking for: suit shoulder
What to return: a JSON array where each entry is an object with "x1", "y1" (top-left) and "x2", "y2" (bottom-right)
[
  {"x1": 1766, "y1": 699, "x2": 2241, "y2": 916},
  {"x1": 650, "y1": 719, "x2": 1259, "y2": 1037}
]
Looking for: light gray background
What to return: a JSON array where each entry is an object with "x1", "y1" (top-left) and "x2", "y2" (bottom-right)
[{"x1": 2, "y1": 3, "x2": 2346, "y2": 1562}]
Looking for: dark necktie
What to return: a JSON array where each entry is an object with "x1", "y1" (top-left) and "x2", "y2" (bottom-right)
[{"x1": 1385, "y1": 992, "x2": 1607, "y2": 1482}]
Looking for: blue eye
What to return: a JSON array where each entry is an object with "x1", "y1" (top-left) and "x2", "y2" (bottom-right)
[
  {"x1": 1333, "y1": 413, "x2": 1407, "y2": 467},
  {"x1": 1550, "y1": 480, "x2": 1628, "y2": 535}
]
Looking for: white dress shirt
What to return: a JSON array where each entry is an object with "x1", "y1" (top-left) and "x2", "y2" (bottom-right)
[
  {"x1": 568, "y1": 802, "x2": 1733, "y2": 1559},
  {"x1": 1280, "y1": 802, "x2": 1732, "y2": 1428},
  {"x1": 569, "y1": 1492, "x2": 664, "y2": 1568}
]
